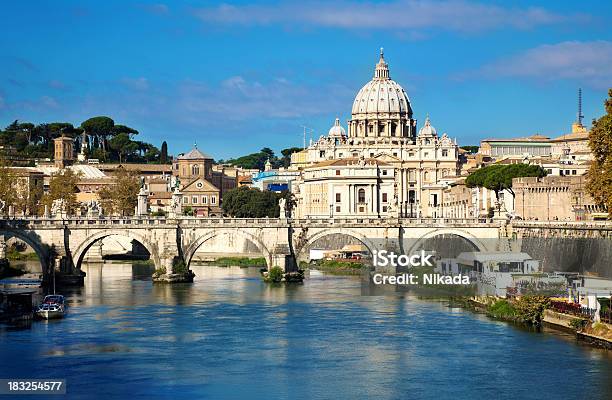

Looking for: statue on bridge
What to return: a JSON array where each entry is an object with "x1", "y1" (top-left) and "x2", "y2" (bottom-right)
[
  {"x1": 86, "y1": 199, "x2": 102, "y2": 217},
  {"x1": 51, "y1": 199, "x2": 67, "y2": 219},
  {"x1": 279, "y1": 197, "x2": 287, "y2": 218}
]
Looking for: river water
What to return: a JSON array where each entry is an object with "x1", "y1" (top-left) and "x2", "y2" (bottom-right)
[{"x1": 1, "y1": 263, "x2": 612, "y2": 400}]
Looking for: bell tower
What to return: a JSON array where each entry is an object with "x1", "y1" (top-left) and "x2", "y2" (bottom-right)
[{"x1": 54, "y1": 135, "x2": 75, "y2": 169}]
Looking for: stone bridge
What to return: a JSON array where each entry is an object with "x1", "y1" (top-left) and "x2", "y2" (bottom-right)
[{"x1": 0, "y1": 216, "x2": 509, "y2": 281}]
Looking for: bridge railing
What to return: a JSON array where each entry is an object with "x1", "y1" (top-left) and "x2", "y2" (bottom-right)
[
  {"x1": 0, "y1": 215, "x2": 503, "y2": 228},
  {"x1": 511, "y1": 221, "x2": 612, "y2": 230}
]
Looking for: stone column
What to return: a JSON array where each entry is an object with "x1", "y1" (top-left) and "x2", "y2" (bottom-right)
[
  {"x1": 0, "y1": 235, "x2": 6, "y2": 260},
  {"x1": 137, "y1": 187, "x2": 149, "y2": 216},
  {"x1": 370, "y1": 184, "x2": 375, "y2": 214}
]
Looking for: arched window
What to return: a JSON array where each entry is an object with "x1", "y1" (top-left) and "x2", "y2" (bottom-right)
[
  {"x1": 358, "y1": 188, "x2": 366, "y2": 203},
  {"x1": 192, "y1": 164, "x2": 200, "y2": 175}
]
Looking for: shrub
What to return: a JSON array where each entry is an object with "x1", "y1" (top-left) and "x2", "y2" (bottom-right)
[
  {"x1": 514, "y1": 295, "x2": 550, "y2": 325},
  {"x1": 172, "y1": 259, "x2": 188, "y2": 274},
  {"x1": 569, "y1": 318, "x2": 587, "y2": 331},
  {"x1": 487, "y1": 299, "x2": 517, "y2": 319},
  {"x1": 153, "y1": 267, "x2": 166, "y2": 278},
  {"x1": 264, "y1": 266, "x2": 284, "y2": 283}
]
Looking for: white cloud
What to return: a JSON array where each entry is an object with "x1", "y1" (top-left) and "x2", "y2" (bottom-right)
[
  {"x1": 121, "y1": 77, "x2": 150, "y2": 91},
  {"x1": 477, "y1": 41, "x2": 612, "y2": 88},
  {"x1": 177, "y1": 76, "x2": 352, "y2": 120},
  {"x1": 142, "y1": 3, "x2": 169, "y2": 15},
  {"x1": 192, "y1": 0, "x2": 569, "y2": 33}
]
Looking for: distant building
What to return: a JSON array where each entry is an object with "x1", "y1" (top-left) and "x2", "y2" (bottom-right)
[
  {"x1": 53, "y1": 135, "x2": 75, "y2": 169},
  {"x1": 513, "y1": 175, "x2": 604, "y2": 221},
  {"x1": 291, "y1": 50, "x2": 460, "y2": 218},
  {"x1": 479, "y1": 135, "x2": 551, "y2": 158}
]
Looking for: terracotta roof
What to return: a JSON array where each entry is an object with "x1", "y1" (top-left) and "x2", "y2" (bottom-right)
[
  {"x1": 97, "y1": 163, "x2": 172, "y2": 172},
  {"x1": 550, "y1": 131, "x2": 590, "y2": 142},
  {"x1": 481, "y1": 135, "x2": 551, "y2": 143},
  {"x1": 149, "y1": 192, "x2": 172, "y2": 199}
]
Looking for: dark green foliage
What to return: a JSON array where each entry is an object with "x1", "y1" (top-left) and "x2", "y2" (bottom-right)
[
  {"x1": 222, "y1": 186, "x2": 292, "y2": 217},
  {"x1": 0, "y1": 116, "x2": 162, "y2": 164},
  {"x1": 160, "y1": 141, "x2": 168, "y2": 164},
  {"x1": 264, "y1": 266, "x2": 284, "y2": 283},
  {"x1": 460, "y1": 145, "x2": 479, "y2": 154},
  {"x1": 224, "y1": 147, "x2": 303, "y2": 169},
  {"x1": 586, "y1": 89, "x2": 612, "y2": 214},
  {"x1": 466, "y1": 163, "x2": 547, "y2": 199}
]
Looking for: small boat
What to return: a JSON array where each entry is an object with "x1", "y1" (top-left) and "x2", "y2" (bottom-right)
[{"x1": 36, "y1": 295, "x2": 65, "y2": 320}]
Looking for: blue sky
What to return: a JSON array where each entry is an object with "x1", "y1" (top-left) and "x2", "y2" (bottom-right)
[{"x1": 1, "y1": 1, "x2": 611, "y2": 159}]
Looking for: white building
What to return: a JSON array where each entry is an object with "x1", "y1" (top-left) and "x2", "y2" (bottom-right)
[{"x1": 292, "y1": 50, "x2": 460, "y2": 218}]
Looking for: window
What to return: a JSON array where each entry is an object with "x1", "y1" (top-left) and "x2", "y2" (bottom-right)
[
  {"x1": 572, "y1": 170, "x2": 577, "y2": 175},
  {"x1": 211, "y1": 196, "x2": 216, "y2": 204},
  {"x1": 335, "y1": 170, "x2": 341, "y2": 176},
  {"x1": 383, "y1": 206, "x2": 388, "y2": 212},
  {"x1": 183, "y1": 197, "x2": 189, "y2": 204},
  {"x1": 335, "y1": 206, "x2": 340, "y2": 212},
  {"x1": 202, "y1": 196, "x2": 208, "y2": 204},
  {"x1": 336, "y1": 193, "x2": 341, "y2": 202},
  {"x1": 319, "y1": 150, "x2": 325, "y2": 158},
  {"x1": 382, "y1": 193, "x2": 388, "y2": 203},
  {"x1": 192, "y1": 196, "x2": 198, "y2": 204},
  {"x1": 442, "y1": 149, "x2": 448, "y2": 157},
  {"x1": 424, "y1": 152, "x2": 429, "y2": 157},
  {"x1": 196, "y1": 182, "x2": 203, "y2": 189},
  {"x1": 192, "y1": 165, "x2": 200, "y2": 175},
  {"x1": 358, "y1": 188, "x2": 366, "y2": 203},
  {"x1": 382, "y1": 170, "x2": 387, "y2": 176}
]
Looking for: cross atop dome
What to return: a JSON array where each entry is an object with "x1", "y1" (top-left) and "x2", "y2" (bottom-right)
[{"x1": 374, "y1": 47, "x2": 390, "y2": 80}]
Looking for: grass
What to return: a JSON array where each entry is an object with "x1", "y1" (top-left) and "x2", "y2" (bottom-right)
[
  {"x1": 6, "y1": 249, "x2": 40, "y2": 261},
  {"x1": 308, "y1": 259, "x2": 365, "y2": 276},
  {"x1": 206, "y1": 257, "x2": 267, "y2": 267},
  {"x1": 487, "y1": 299, "x2": 518, "y2": 320}
]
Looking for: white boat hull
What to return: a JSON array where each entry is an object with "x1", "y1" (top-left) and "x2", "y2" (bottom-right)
[{"x1": 36, "y1": 308, "x2": 64, "y2": 319}]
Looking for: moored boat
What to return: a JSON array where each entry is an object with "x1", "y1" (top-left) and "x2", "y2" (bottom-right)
[{"x1": 36, "y1": 295, "x2": 65, "y2": 320}]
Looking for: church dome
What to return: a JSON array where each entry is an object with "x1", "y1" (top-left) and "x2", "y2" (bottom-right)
[
  {"x1": 351, "y1": 49, "x2": 413, "y2": 117},
  {"x1": 418, "y1": 116, "x2": 437, "y2": 137},
  {"x1": 328, "y1": 118, "x2": 346, "y2": 137}
]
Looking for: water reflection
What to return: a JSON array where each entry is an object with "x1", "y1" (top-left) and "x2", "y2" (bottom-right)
[{"x1": 1, "y1": 262, "x2": 611, "y2": 400}]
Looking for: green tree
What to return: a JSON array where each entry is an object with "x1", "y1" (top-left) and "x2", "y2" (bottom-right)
[
  {"x1": 279, "y1": 147, "x2": 302, "y2": 167},
  {"x1": 0, "y1": 158, "x2": 18, "y2": 210},
  {"x1": 109, "y1": 133, "x2": 138, "y2": 163},
  {"x1": 221, "y1": 186, "x2": 282, "y2": 217},
  {"x1": 42, "y1": 169, "x2": 81, "y2": 214},
  {"x1": 81, "y1": 116, "x2": 114, "y2": 153},
  {"x1": 160, "y1": 141, "x2": 168, "y2": 164},
  {"x1": 466, "y1": 163, "x2": 547, "y2": 201},
  {"x1": 460, "y1": 145, "x2": 479, "y2": 154},
  {"x1": 586, "y1": 89, "x2": 612, "y2": 215},
  {"x1": 98, "y1": 168, "x2": 141, "y2": 216}
]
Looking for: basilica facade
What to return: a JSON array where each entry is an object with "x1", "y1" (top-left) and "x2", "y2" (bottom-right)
[{"x1": 291, "y1": 50, "x2": 460, "y2": 218}]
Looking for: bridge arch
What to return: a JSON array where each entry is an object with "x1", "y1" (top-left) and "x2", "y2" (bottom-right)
[
  {"x1": 0, "y1": 229, "x2": 50, "y2": 273},
  {"x1": 183, "y1": 229, "x2": 272, "y2": 268},
  {"x1": 404, "y1": 227, "x2": 491, "y2": 256},
  {"x1": 295, "y1": 227, "x2": 377, "y2": 261},
  {"x1": 72, "y1": 230, "x2": 160, "y2": 270}
]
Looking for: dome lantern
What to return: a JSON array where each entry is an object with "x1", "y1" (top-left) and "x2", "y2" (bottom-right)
[{"x1": 374, "y1": 47, "x2": 390, "y2": 80}]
